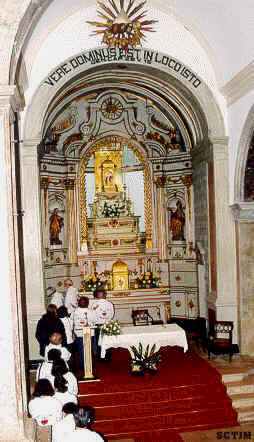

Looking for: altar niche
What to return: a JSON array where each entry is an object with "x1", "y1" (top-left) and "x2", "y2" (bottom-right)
[
  {"x1": 40, "y1": 87, "x2": 204, "y2": 329},
  {"x1": 84, "y1": 141, "x2": 145, "y2": 255}
]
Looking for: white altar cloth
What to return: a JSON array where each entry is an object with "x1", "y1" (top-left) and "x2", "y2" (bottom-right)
[{"x1": 98, "y1": 323, "x2": 188, "y2": 358}]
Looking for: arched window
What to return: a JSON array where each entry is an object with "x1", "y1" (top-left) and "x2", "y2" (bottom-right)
[{"x1": 244, "y1": 132, "x2": 254, "y2": 201}]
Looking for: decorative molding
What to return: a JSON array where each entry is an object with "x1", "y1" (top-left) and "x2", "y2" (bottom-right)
[
  {"x1": 230, "y1": 203, "x2": 254, "y2": 221},
  {"x1": 220, "y1": 62, "x2": 254, "y2": 106},
  {"x1": 234, "y1": 104, "x2": 254, "y2": 201}
]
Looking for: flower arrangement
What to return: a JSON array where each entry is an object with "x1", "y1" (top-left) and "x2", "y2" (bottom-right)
[
  {"x1": 136, "y1": 271, "x2": 159, "y2": 289},
  {"x1": 101, "y1": 320, "x2": 121, "y2": 336},
  {"x1": 130, "y1": 343, "x2": 161, "y2": 375},
  {"x1": 82, "y1": 272, "x2": 105, "y2": 292},
  {"x1": 102, "y1": 201, "x2": 124, "y2": 218}
]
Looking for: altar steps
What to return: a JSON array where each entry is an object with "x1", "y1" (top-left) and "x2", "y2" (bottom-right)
[
  {"x1": 78, "y1": 348, "x2": 239, "y2": 441},
  {"x1": 79, "y1": 384, "x2": 238, "y2": 439}
]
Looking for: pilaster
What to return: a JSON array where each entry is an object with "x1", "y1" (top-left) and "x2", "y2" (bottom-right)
[
  {"x1": 211, "y1": 137, "x2": 238, "y2": 343},
  {"x1": 0, "y1": 86, "x2": 34, "y2": 440},
  {"x1": 65, "y1": 178, "x2": 78, "y2": 264},
  {"x1": 230, "y1": 202, "x2": 254, "y2": 354},
  {"x1": 20, "y1": 138, "x2": 45, "y2": 359},
  {"x1": 154, "y1": 176, "x2": 168, "y2": 262}
]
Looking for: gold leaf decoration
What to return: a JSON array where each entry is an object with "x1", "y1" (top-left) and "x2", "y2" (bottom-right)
[{"x1": 87, "y1": 0, "x2": 157, "y2": 49}]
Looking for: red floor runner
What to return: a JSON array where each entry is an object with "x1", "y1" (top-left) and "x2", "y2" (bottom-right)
[{"x1": 77, "y1": 347, "x2": 239, "y2": 441}]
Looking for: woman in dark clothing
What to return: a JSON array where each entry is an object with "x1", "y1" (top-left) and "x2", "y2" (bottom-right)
[{"x1": 36, "y1": 304, "x2": 67, "y2": 356}]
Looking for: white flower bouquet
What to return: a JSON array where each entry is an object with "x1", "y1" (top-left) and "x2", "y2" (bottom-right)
[{"x1": 101, "y1": 320, "x2": 121, "y2": 336}]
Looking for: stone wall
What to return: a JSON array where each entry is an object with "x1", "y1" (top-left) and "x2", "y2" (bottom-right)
[{"x1": 238, "y1": 222, "x2": 254, "y2": 354}]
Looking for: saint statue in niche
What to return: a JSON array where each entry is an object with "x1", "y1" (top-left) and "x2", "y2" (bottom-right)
[
  {"x1": 49, "y1": 208, "x2": 64, "y2": 245},
  {"x1": 169, "y1": 200, "x2": 185, "y2": 241},
  {"x1": 104, "y1": 169, "x2": 114, "y2": 186}
]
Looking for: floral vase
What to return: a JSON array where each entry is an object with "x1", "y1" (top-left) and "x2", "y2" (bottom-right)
[{"x1": 131, "y1": 363, "x2": 144, "y2": 376}]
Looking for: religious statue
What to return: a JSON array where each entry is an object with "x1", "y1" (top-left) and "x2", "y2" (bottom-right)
[
  {"x1": 104, "y1": 169, "x2": 113, "y2": 186},
  {"x1": 169, "y1": 200, "x2": 185, "y2": 241},
  {"x1": 49, "y1": 208, "x2": 64, "y2": 245}
]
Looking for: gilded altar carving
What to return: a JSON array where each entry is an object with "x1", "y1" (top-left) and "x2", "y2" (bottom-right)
[
  {"x1": 112, "y1": 259, "x2": 129, "y2": 291},
  {"x1": 79, "y1": 136, "x2": 152, "y2": 250}
]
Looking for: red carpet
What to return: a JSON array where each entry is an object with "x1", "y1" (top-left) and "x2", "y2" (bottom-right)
[{"x1": 77, "y1": 347, "x2": 239, "y2": 441}]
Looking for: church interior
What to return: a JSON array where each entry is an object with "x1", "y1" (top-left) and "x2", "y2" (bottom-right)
[{"x1": 0, "y1": 0, "x2": 254, "y2": 440}]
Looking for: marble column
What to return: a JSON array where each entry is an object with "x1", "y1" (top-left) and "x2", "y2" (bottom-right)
[
  {"x1": 65, "y1": 178, "x2": 77, "y2": 264},
  {"x1": 0, "y1": 86, "x2": 34, "y2": 440},
  {"x1": 211, "y1": 137, "x2": 238, "y2": 343},
  {"x1": 20, "y1": 139, "x2": 46, "y2": 360},
  {"x1": 154, "y1": 176, "x2": 168, "y2": 262}
]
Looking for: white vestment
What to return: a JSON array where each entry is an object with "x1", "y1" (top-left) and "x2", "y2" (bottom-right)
[
  {"x1": 51, "y1": 291, "x2": 64, "y2": 309},
  {"x1": 54, "y1": 391, "x2": 77, "y2": 407},
  {"x1": 64, "y1": 428, "x2": 104, "y2": 441},
  {"x1": 52, "y1": 414, "x2": 75, "y2": 442},
  {"x1": 64, "y1": 286, "x2": 78, "y2": 314},
  {"x1": 73, "y1": 307, "x2": 96, "y2": 337},
  {"x1": 89, "y1": 299, "x2": 114, "y2": 325},
  {"x1": 60, "y1": 316, "x2": 74, "y2": 344},
  {"x1": 45, "y1": 343, "x2": 71, "y2": 362},
  {"x1": 29, "y1": 396, "x2": 62, "y2": 426}
]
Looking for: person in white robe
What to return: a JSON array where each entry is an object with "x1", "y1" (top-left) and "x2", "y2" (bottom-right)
[
  {"x1": 73, "y1": 296, "x2": 96, "y2": 369},
  {"x1": 50, "y1": 290, "x2": 64, "y2": 309},
  {"x1": 89, "y1": 289, "x2": 114, "y2": 359},
  {"x1": 52, "y1": 403, "x2": 77, "y2": 442},
  {"x1": 29, "y1": 379, "x2": 62, "y2": 427},
  {"x1": 44, "y1": 332, "x2": 71, "y2": 362},
  {"x1": 64, "y1": 406, "x2": 104, "y2": 442},
  {"x1": 53, "y1": 375, "x2": 78, "y2": 407},
  {"x1": 64, "y1": 279, "x2": 78, "y2": 315},
  {"x1": 89, "y1": 289, "x2": 114, "y2": 325},
  {"x1": 51, "y1": 358, "x2": 78, "y2": 396}
]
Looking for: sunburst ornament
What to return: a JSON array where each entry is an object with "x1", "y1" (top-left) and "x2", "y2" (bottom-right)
[{"x1": 87, "y1": 0, "x2": 157, "y2": 50}]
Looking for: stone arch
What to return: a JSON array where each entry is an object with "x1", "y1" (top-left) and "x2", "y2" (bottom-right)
[
  {"x1": 234, "y1": 104, "x2": 254, "y2": 202},
  {"x1": 23, "y1": 49, "x2": 225, "y2": 142}
]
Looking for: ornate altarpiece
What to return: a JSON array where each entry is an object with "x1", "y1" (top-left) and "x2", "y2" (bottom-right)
[{"x1": 39, "y1": 89, "x2": 205, "y2": 325}]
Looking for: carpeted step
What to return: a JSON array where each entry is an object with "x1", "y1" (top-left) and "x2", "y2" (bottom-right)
[
  {"x1": 92, "y1": 395, "x2": 234, "y2": 421},
  {"x1": 78, "y1": 382, "x2": 227, "y2": 407},
  {"x1": 92, "y1": 406, "x2": 238, "y2": 435},
  {"x1": 109, "y1": 420, "x2": 241, "y2": 442},
  {"x1": 78, "y1": 347, "x2": 239, "y2": 439}
]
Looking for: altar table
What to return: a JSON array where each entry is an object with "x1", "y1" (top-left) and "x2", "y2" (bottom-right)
[{"x1": 98, "y1": 323, "x2": 188, "y2": 358}]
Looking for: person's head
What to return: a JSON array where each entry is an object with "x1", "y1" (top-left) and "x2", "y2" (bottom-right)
[
  {"x1": 52, "y1": 358, "x2": 68, "y2": 377},
  {"x1": 54, "y1": 375, "x2": 68, "y2": 393},
  {"x1": 64, "y1": 279, "x2": 73, "y2": 289},
  {"x1": 47, "y1": 348, "x2": 61, "y2": 362},
  {"x1": 57, "y1": 306, "x2": 69, "y2": 318},
  {"x1": 93, "y1": 288, "x2": 106, "y2": 300},
  {"x1": 49, "y1": 332, "x2": 62, "y2": 345},
  {"x1": 33, "y1": 379, "x2": 55, "y2": 398},
  {"x1": 78, "y1": 296, "x2": 89, "y2": 308},
  {"x1": 62, "y1": 402, "x2": 78, "y2": 417},
  {"x1": 46, "y1": 304, "x2": 57, "y2": 317},
  {"x1": 73, "y1": 406, "x2": 95, "y2": 429}
]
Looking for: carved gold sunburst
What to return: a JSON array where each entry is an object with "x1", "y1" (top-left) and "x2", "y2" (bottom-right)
[{"x1": 87, "y1": 0, "x2": 157, "y2": 50}]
